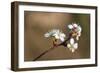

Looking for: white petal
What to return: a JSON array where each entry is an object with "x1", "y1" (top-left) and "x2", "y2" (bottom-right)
[
  {"x1": 76, "y1": 36, "x2": 79, "y2": 40},
  {"x1": 54, "y1": 34, "x2": 59, "y2": 39},
  {"x1": 60, "y1": 37, "x2": 65, "y2": 42},
  {"x1": 68, "y1": 24, "x2": 73, "y2": 29},
  {"x1": 60, "y1": 33, "x2": 66, "y2": 38},
  {"x1": 49, "y1": 31, "x2": 53, "y2": 35},
  {"x1": 51, "y1": 29, "x2": 59, "y2": 35},
  {"x1": 44, "y1": 33, "x2": 50, "y2": 37},
  {"x1": 78, "y1": 26, "x2": 82, "y2": 32},
  {"x1": 74, "y1": 43, "x2": 78, "y2": 49},
  {"x1": 73, "y1": 23, "x2": 78, "y2": 27},
  {"x1": 78, "y1": 32, "x2": 81, "y2": 36},
  {"x1": 70, "y1": 38, "x2": 74, "y2": 44},
  {"x1": 59, "y1": 33, "x2": 66, "y2": 42},
  {"x1": 67, "y1": 44, "x2": 71, "y2": 48},
  {"x1": 54, "y1": 29, "x2": 60, "y2": 33},
  {"x1": 71, "y1": 49, "x2": 75, "y2": 53}
]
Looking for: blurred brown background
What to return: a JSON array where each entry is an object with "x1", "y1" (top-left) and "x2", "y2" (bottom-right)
[{"x1": 24, "y1": 11, "x2": 90, "y2": 61}]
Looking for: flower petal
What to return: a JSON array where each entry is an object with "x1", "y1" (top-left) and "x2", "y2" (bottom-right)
[
  {"x1": 44, "y1": 29, "x2": 66, "y2": 42},
  {"x1": 51, "y1": 29, "x2": 59, "y2": 35},
  {"x1": 44, "y1": 33, "x2": 50, "y2": 37},
  {"x1": 78, "y1": 26, "x2": 82, "y2": 32},
  {"x1": 71, "y1": 49, "x2": 75, "y2": 53},
  {"x1": 74, "y1": 43, "x2": 78, "y2": 49},
  {"x1": 67, "y1": 44, "x2": 71, "y2": 48},
  {"x1": 76, "y1": 36, "x2": 79, "y2": 40},
  {"x1": 60, "y1": 33, "x2": 66, "y2": 38},
  {"x1": 68, "y1": 24, "x2": 73, "y2": 29},
  {"x1": 60, "y1": 37, "x2": 65, "y2": 42},
  {"x1": 78, "y1": 32, "x2": 81, "y2": 37},
  {"x1": 70, "y1": 38, "x2": 74, "y2": 44},
  {"x1": 54, "y1": 34, "x2": 59, "y2": 39},
  {"x1": 73, "y1": 23, "x2": 78, "y2": 28}
]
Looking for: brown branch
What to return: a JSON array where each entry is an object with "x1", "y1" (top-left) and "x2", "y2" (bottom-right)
[
  {"x1": 33, "y1": 46, "x2": 58, "y2": 61},
  {"x1": 33, "y1": 37, "x2": 71, "y2": 61}
]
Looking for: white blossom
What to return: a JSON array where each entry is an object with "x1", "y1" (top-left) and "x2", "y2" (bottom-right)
[
  {"x1": 68, "y1": 23, "x2": 78, "y2": 29},
  {"x1": 44, "y1": 29, "x2": 66, "y2": 42},
  {"x1": 67, "y1": 38, "x2": 78, "y2": 53},
  {"x1": 68, "y1": 23, "x2": 82, "y2": 40}
]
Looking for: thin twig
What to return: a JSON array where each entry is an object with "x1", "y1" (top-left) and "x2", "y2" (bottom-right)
[
  {"x1": 33, "y1": 46, "x2": 57, "y2": 61},
  {"x1": 33, "y1": 37, "x2": 71, "y2": 61}
]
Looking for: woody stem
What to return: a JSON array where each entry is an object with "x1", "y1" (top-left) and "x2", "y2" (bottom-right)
[{"x1": 33, "y1": 37, "x2": 70, "y2": 61}]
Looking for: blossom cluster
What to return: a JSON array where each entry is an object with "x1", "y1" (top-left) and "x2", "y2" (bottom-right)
[
  {"x1": 44, "y1": 23, "x2": 82, "y2": 53},
  {"x1": 67, "y1": 23, "x2": 82, "y2": 52}
]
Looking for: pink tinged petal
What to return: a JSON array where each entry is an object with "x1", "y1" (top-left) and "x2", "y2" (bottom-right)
[
  {"x1": 60, "y1": 37, "x2": 65, "y2": 42},
  {"x1": 78, "y1": 32, "x2": 81, "y2": 36},
  {"x1": 73, "y1": 23, "x2": 78, "y2": 28},
  {"x1": 68, "y1": 24, "x2": 73, "y2": 29},
  {"x1": 71, "y1": 49, "x2": 75, "y2": 53},
  {"x1": 74, "y1": 43, "x2": 78, "y2": 49},
  {"x1": 70, "y1": 38, "x2": 74, "y2": 44}
]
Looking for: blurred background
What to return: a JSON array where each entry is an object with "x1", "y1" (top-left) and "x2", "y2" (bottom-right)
[{"x1": 24, "y1": 11, "x2": 90, "y2": 61}]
